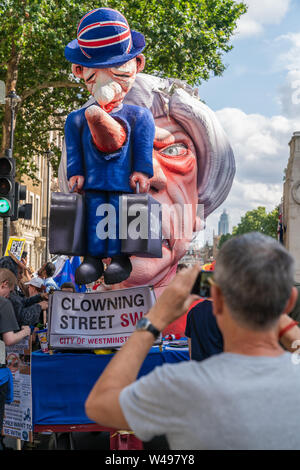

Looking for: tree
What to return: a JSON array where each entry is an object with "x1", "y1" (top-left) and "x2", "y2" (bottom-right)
[
  {"x1": 232, "y1": 206, "x2": 279, "y2": 239},
  {"x1": 0, "y1": 0, "x2": 246, "y2": 180},
  {"x1": 218, "y1": 232, "x2": 232, "y2": 249},
  {"x1": 218, "y1": 206, "x2": 279, "y2": 249}
]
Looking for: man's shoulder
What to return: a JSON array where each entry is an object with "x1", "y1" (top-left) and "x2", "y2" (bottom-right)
[
  {"x1": 0, "y1": 297, "x2": 13, "y2": 312},
  {"x1": 45, "y1": 278, "x2": 59, "y2": 291},
  {"x1": 0, "y1": 297, "x2": 9, "y2": 306},
  {"x1": 65, "y1": 108, "x2": 86, "y2": 127},
  {"x1": 187, "y1": 299, "x2": 212, "y2": 317},
  {"x1": 0, "y1": 296, "x2": 16, "y2": 319}
]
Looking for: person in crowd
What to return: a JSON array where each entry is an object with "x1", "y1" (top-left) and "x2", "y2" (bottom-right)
[
  {"x1": 0, "y1": 255, "x2": 27, "y2": 297},
  {"x1": 185, "y1": 297, "x2": 223, "y2": 361},
  {"x1": 20, "y1": 251, "x2": 32, "y2": 283},
  {"x1": 0, "y1": 298, "x2": 30, "y2": 450},
  {"x1": 85, "y1": 232, "x2": 300, "y2": 450},
  {"x1": 0, "y1": 259, "x2": 48, "y2": 328},
  {"x1": 0, "y1": 270, "x2": 31, "y2": 450},
  {"x1": 61, "y1": 282, "x2": 76, "y2": 293},
  {"x1": 37, "y1": 262, "x2": 59, "y2": 293},
  {"x1": 24, "y1": 277, "x2": 46, "y2": 297}
]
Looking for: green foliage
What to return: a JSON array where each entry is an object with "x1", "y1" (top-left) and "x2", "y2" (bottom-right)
[
  {"x1": 218, "y1": 232, "x2": 232, "y2": 248},
  {"x1": 0, "y1": 0, "x2": 246, "y2": 179},
  {"x1": 218, "y1": 206, "x2": 279, "y2": 248},
  {"x1": 232, "y1": 206, "x2": 279, "y2": 239}
]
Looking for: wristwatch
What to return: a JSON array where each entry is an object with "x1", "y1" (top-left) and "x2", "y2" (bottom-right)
[{"x1": 136, "y1": 317, "x2": 160, "y2": 339}]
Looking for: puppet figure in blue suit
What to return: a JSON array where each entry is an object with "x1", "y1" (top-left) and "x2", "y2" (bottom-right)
[{"x1": 64, "y1": 8, "x2": 155, "y2": 285}]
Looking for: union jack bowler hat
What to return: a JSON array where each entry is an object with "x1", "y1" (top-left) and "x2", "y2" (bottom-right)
[{"x1": 65, "y1": 8, "x2": 146, "y2": 68}]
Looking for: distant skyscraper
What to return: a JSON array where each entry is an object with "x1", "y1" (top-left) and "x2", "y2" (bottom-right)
[{"x1": 218, "y1": 209, "x2": 230, "y2": 236}]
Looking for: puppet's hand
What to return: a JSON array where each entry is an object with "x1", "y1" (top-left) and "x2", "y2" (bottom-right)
[
  {"x1": 130, "y1": 172, "x2": 150, "y2": 193},
  {"x1": 68, "y1": 175, "x2": 85, "y2": 193}
]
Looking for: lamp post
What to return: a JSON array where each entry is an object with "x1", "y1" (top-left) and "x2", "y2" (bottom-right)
[{"x1": 2, "y1": 90, "x2": 21, "y2": 255}]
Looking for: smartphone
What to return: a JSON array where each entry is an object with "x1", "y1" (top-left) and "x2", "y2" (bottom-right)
[{"x1": 191, "y1": 271, "x2": 214, "y2": 298}]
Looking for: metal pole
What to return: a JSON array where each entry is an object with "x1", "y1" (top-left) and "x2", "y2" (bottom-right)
[
  {"x1": 10, "y1": 101, "x2": 15, "y2": 152},
  {"x1": 2, "y1": 92, "x2": 17, "y2": 254},
  {"x1": 45, "y1": 155, "x2": 50, "y2": 262},
  {"x1": 2, "y1": 217, "x2": 10, "y2": 256}
]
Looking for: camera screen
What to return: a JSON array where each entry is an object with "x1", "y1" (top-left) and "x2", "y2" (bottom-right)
[{"x1": 191, "y1": 271, "x2": 214, "y2": 297}]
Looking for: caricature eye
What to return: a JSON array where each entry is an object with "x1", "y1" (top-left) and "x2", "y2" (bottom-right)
[{"x1": 160, "y1": 143, "x2": 188, "y2": 157}]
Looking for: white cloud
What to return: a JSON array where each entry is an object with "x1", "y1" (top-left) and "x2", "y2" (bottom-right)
[
  {"x1": 277, "y1": 32, "x2": 300, "y2": 71},
  {"x1": 278, "y1": 70, "x2": 300, "y2": 118},
  {"x1": 202, "y1": 106, "x2": 300, "y2": 237},
  {"x1": 274, "y1": 34, "x2": 300, "y2": 118},
  {"x1": 216, "y1": 107, "x2": 300, "y2": 184},
  {"x1": 235, "y1": 0, "x2": 291, "y2": 38}
]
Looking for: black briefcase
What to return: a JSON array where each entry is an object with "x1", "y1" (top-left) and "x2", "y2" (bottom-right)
[
  {"x1": 120, "y1": 189, "x2": 162, "y2": 258},
  {"x1": 49, "y1": 192, "x2": 86, "y2": 256}
]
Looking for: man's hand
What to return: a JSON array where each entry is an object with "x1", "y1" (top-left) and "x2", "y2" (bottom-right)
[
  {"x1": 40, "y1": 293, "x2": 48, "y2": 300},
  {"x1": 68, "y1": 175, "x2": 85, "y2": 193},
  {"x1": 130, "y1": 172, "x2": 150, "y2": 193},
  {"x1": 147, "y1": 264, "x2": 201, "y2": 332},
  {"x1": 21, "y1": 325, "x2": 31, "y2": 337}
]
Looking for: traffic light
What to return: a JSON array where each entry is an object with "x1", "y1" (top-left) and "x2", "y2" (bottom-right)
[
  {"x1": 11, "y1": 182, "x2": 32, "y2": 221},
  {"x1": 0, "y1": 153, "x2": 15, "y2": 217}
]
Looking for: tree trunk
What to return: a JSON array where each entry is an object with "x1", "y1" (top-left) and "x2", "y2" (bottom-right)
[{"x1": 1, "y1": 41, "x2": 21, "y2": 154}]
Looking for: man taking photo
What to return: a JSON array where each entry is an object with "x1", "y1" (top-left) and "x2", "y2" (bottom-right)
[{"x1": 85, "y1": 232, "x2": 300, "y2": 450}]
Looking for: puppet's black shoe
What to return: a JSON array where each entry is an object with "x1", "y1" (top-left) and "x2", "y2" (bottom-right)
[
  {"x1": 104, "y1": 256, "x2": 132, "y2": 285},
  {"x1": 75, "y1": 256, "x2": 104, "y2": 285}
]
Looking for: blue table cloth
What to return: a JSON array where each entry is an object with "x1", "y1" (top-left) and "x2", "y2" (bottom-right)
[{"x1": 31, "y1": 345, "x2": 189, "y2": 426}]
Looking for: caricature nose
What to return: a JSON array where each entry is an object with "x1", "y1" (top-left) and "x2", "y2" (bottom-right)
[{"x1": 149, "y1": 156, "x2": 167, "y2": 191}]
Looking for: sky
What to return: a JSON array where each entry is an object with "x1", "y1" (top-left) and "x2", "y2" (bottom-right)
[{"x1": 196, "y1": 0, "x2": 300, "y2": 245}]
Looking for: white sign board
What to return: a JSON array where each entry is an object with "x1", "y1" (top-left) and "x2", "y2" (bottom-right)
[
  {"x1": 3, "y1": 337, "x2": 33, "y2": 442},
  {"x1": 48, "y1": 286, "x2": 157, "y2": 349}
]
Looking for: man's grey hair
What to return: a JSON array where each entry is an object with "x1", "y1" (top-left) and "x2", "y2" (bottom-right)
[{"x1": 214, "y1": 232, "x2": 295, "y2": 330}]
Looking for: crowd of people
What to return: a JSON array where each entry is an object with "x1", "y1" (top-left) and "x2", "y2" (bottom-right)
[{"x1": 0, "y1": 253, "x2": 77, "y2": 450}]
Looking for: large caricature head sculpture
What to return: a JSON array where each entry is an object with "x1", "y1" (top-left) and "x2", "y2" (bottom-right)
[
  {"x1": 59, "y1": 73, "x2": 235, "y2": 289},
  {"x1": 60, "y1": 8, "x2": 235, "y2": 334},
  {"x1": 123, "y1": 74, "x2": 235, "y2": 292}
]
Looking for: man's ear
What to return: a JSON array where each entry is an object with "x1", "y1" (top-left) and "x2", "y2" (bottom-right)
[
  {"x1": 283, "y1": 286, "x2": 298, "y2": 315},
  {"x1": 211, "y1": 285, "x2": 224, "y2": 319},
  {"x1": 72, "y1": 63, "x2": 84, "y2": 79},
  {"x1": 136, "y1": 54, "x2": 145, "y2": 73}
]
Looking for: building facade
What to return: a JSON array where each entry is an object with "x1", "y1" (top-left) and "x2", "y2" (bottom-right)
[{"x1": 283, "y1": 132, "x2": 300, "y2": 282}]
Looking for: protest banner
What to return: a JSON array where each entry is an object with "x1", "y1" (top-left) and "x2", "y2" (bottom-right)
[
  {"x1": 4, "y1": 237, "x2": 26, "y2": 260},
  {"x1": 3, "y1": 337, "x2": 33, "y2": 443},
  {"x1": 48, "y1": 286, "x2": 157, "y2": 349}
]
